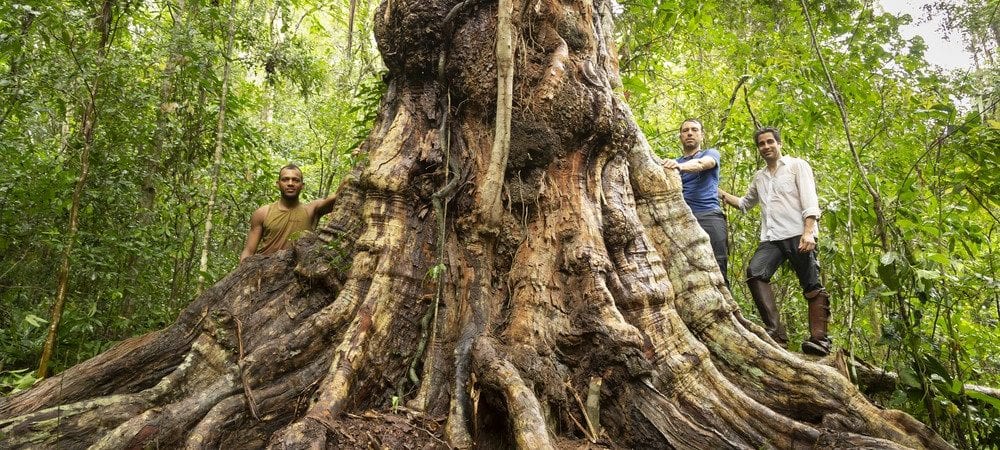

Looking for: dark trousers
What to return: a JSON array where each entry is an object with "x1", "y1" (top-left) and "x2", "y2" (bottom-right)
[
  {"x1": 745, "y1": 236, "x2": 822, "y2": 293},
  {"x1": 694, "y1": 209, "x2": 729, "y2": 288}
]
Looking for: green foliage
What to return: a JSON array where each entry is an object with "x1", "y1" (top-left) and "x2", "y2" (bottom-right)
[
  {"x1": 0, "y1": 0, "x2": 383, "y2": 378},
  {"x1": 427, "y1": 263, "x2": 447, "y2": 281},
  {"x1": 0, "y1": 0, "x2": 997, "y2": 446},
  {"x1": 0, "y1": 369, "x2": 38, "y2": 396},
  {"x1": 324, "y1": 228, "x2": 355, "y2": 274},
  {"x1": 618, "y1": 0, "x2": 999, "y2": 446}
]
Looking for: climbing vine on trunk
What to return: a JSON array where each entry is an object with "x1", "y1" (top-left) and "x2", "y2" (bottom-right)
[{"x1": 1, "y1": 1, "x2": 958, "y2": 448}]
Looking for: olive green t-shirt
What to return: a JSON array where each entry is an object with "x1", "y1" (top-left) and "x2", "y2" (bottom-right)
[{"x1": 257, "y1": 201, "x2": 312, "y2": 255}]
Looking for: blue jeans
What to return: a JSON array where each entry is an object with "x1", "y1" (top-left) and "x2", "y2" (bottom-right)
[
  {"x1": 745, "y1": 236, "x2": 822, "y2": 293},
  {"x1": 693, "y1": 209, "x2": 729, "y2": 288}
]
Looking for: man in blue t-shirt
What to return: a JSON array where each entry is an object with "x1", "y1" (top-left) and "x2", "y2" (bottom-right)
[{"x1": 662, "y1": 119, "x2": 729, "y2": 288}]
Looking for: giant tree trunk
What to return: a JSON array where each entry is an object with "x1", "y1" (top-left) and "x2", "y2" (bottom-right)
[{"x1": 1, "y1": 1, "x2": 951, "y2": 448}]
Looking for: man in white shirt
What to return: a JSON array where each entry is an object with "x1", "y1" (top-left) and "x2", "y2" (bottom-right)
[{"x1": 719, "y1": 127, "x2": 831, "y2": 356}]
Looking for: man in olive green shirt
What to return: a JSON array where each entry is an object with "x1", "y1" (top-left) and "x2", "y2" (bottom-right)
[{"x1": 239, "y1": 164, "x2": 338, "y2": 262}]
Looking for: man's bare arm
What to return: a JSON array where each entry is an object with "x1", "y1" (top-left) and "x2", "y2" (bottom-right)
[
  {"x1": 239, "y1": 207, "x2": 267, "y2": 262},
  {"x1": 662, "y1": 155, "x2": 717, "y2": 173},
  {"x1": 681, "y1": 155, "x2": 718, "y2": 173},
  {"x1": 718, "y1": 188, "x2": 741, "y2": 208},
  {"x1": 306, "y1": 190, "x2": 339, "y2": 224}
]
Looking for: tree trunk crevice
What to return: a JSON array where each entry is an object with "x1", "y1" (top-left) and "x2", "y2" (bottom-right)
[{"x1": 0, "y1": 1, "x2": 953, "y2": 448}]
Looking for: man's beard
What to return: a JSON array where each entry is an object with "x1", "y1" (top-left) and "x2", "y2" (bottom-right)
[{"x1": 281, "y1": 191, "x2": 300, "y2": 201}]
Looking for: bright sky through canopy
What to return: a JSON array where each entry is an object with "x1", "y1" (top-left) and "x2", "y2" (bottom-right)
[{"x1": 880, "y1": 0, "x2": 975, "y2": 70}]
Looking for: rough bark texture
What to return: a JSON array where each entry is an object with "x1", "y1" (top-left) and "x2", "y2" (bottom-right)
[{"x1": 1, "y1": 1, "x2": 952, "y2": 448}]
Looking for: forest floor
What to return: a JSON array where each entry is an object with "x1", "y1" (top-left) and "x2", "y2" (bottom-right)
[
  {"x1": 325, "y1": 409, "x2": 612, "y2": 449},
  {"x1": 325, "y1": 410, "x2": 447, "y2": 449}
]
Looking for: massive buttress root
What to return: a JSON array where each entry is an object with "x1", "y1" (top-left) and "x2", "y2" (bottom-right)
[{"x1": 1, "y1": 0, "x2": 950, "y2": 448}]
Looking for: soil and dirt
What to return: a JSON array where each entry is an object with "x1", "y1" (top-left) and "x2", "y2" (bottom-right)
[{"x1": 0, "y1": 0, "x2": 954, "y2": 448}]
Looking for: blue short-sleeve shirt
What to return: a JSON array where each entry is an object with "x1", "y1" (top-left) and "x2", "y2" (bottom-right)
[{"x1": 677, "y1": 148, "x2": 722, "y2": 213}]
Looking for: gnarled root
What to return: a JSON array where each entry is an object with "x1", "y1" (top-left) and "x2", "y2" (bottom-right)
[
  {"x1": 473, "y1": 338, "x2": 554, "y2": 449},
  {"x1": 623, "y1": 115, "x2": 951, "y2": 449}
]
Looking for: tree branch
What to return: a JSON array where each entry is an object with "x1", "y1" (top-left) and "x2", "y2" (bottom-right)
[{"x1": 714, "y1": 75, "x2": 750, "y2": 147}]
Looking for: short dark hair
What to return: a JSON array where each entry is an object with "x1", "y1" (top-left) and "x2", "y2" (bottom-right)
[
  {"x1": 679, "y1": 118, "x2": 703, "y2": 131},
  {"x1": 278, "y1": 164, "x2": 303, "y2": 180},
  {"x1": 754, "y1": 127, "x2": 781, "y2": 144}
]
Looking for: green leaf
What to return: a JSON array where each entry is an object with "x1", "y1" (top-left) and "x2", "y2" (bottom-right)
[
  {"x1": 24, "y1": 314, "x2": 48, "y2": 328},
  {"x1": 929, "y1": 103, "x2": 956, "y2": 120},
  {"x1": 898, "y1": 367, "x2": 922, "y2": 389},
  {"x1": 877, "y1": 259, "x2": 900, "y2": 291},
  {"x1": 880, "y1": 251, "x2": 897, "y2": 265},
  {"x1": 967, "y1": 391, "x2": 1000, "y2": 411},
  {"x1": 427, "y1": 263, "x2": 446, "y2": 280},
  {"x1": 926, "y1": 253, "x2": 950, "y2": 266},
  {"x1": 15, "y1": 372, "x2": 38, "y2": 390},
  {"x1": 921, "y1": 354, "x2": 952, "y2": 384},
  {"x1": 622, "y1": 75, "x2": 651, "y2": 97},
  {"x1": 914, "y1": 269, "x2": 940, "y2": 281}
]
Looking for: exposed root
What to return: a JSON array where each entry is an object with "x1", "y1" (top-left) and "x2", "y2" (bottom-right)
[
  {"x1": 0, "y1": 294, "x2": 208, "y2": 417},
  {"x1": 1, "y1": 3, "x2": 955, "y2": 449},
  {"x1": 297, "y1": 193, "x2": 431, "y2": 431},
  {"x1": 411, "y1": 240, "x2": 465, "y2": 416},
  {"x1": 635, "y1": 381, "x2": 741, "y2": 448},
  {"x1": 241, "y1": 280, "x2": 358, "y2": 386},
  {"x1": 186, "y1": 393, "x2": 246, "y2": 448},
  {"x1": 473, "y1": 338, "x2": 554, "y2": 449},
  {"x1": 444, "y1": 389, "x2": 474, "y2": 448},
  {"x1": 1, "y1": 332, "x2": 238, "y2": 448},
  {"x1": 91, "y1": 374, "x2": 238, "y2": 449},
  {"x1": 269, "y1": 417, "x2": 329, "y2": 449},
  {"x1": 444, "y1": 237, "x2": 496, "y2": 449},
  {"x1": 620, "y1": 115, "x2": 951, "y2": 448}
]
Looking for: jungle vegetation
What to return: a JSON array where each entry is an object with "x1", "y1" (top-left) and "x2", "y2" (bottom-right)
[{"x1": 0, "y1": 0, "x2": 998, "y2": 447}]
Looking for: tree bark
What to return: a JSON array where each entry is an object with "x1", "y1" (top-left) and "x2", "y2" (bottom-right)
[{"x1": 4, "y1": 1, "x2": 952, "y2": 448}]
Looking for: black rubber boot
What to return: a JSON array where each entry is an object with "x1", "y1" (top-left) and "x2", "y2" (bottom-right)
[{"x1": 747, "y1": 278, "x2": 787, "y2": 346}]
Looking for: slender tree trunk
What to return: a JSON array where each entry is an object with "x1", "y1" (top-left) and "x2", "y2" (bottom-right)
[
  {"x1": 167, "y1": 208, "x2": 185, "y2": 307},
  {"x1": 801, "y1": 1, "x2": 955, "y2": 433},
  {"x1": 141, "y1": 0, "x2": 188, "y2": 209},
  {"x1": 58, "y1": 108, "x2": 73, "y2": 156},
  {"x1": 127, "y1": 0, "x2": 191, "y2": 320},
  {"x1": 261, "y1": 1, "x2": 281, "y2": 125},
  {"x1": 183, "y1": 211, "x2": 201, "y2": 298},
  {"x1": 36, "y1": 0, "x2": 115, "y2": 379},
  {"x1": 5, "y1": 1, "x2": 955, "y2": 448},
  {"x1": 196, "y1": 0, "x2": 238, "y2": 293}
]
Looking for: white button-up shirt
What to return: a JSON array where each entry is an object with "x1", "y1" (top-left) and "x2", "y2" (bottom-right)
[{"x1": 736, "y1": 156, "x2": 821, "y2": 242}]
